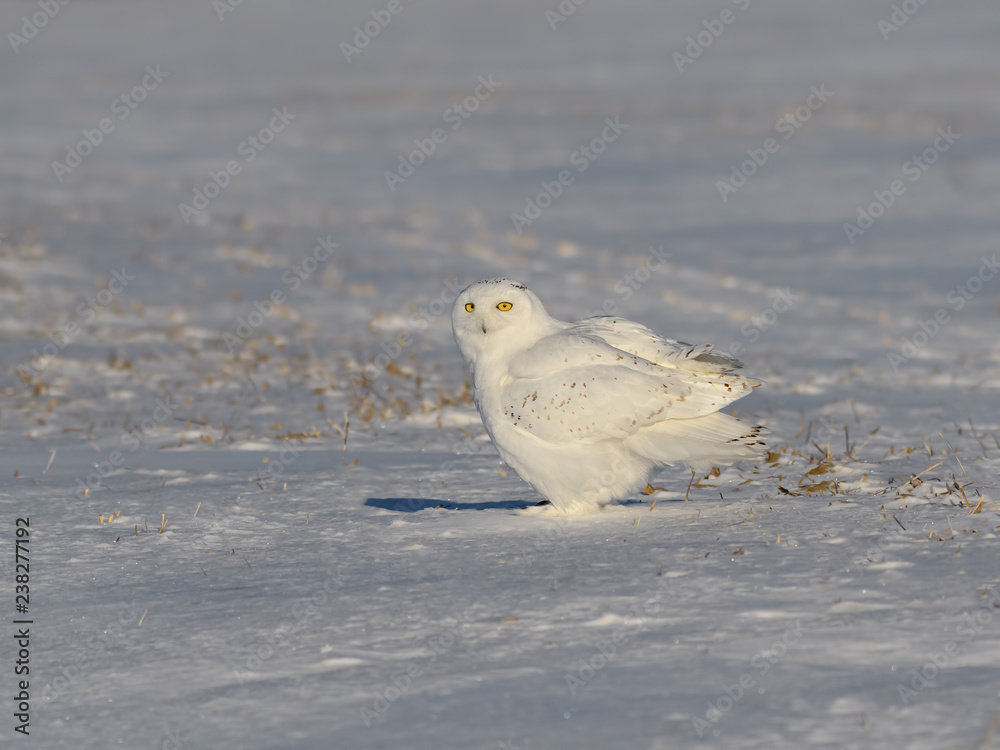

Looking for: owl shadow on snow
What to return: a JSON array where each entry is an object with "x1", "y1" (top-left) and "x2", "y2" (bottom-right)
[
  {"x1": 364, "y1": 497, "x2": 650, "y2": 512},
  {"x1": 365, "y1": 497, "x2": 540, "y2": 512}
]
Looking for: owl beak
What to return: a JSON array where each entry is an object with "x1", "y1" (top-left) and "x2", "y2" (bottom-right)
[{"x1": 481, "y1": 322, "x2": 488, "y2": 333}]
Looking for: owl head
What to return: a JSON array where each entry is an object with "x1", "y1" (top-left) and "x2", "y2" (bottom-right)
[{"x1": 452, "y1": 278, "x2": 553, "y2": 365}]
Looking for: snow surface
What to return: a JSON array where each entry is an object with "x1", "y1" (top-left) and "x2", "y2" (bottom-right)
[{"x1": 1, "y1": 0, "x2": 999, "y2": 748}]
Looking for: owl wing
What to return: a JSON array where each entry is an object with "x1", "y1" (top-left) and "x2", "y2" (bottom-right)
[
  {"x1": 568, "y1": 316, "x2": 746, "y2": 375},
  {"x1": 502, "y1": 330, "x2": 753, "y2": 444}
]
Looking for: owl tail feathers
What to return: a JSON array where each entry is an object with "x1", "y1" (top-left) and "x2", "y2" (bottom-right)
[{"x1": 626, "y1": 412, "x2": 768, "y2": 474}]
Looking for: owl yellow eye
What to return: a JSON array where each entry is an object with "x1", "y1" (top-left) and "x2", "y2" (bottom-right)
[
  {"x1": 496, "y1": 301, "x2": 513, "y2": 311},
  {"x1": 464, "y1": 303, "x2": 475, "y2": 312}
]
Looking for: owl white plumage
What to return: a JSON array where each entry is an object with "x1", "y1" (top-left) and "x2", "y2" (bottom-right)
[{"x1": 452, "y1": 278, "x2": 767, "y2": 513}]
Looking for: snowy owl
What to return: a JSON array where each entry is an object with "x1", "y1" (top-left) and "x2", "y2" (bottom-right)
[{"x1": 451, "y1": 278, "x2": 766, "y2": 513}]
